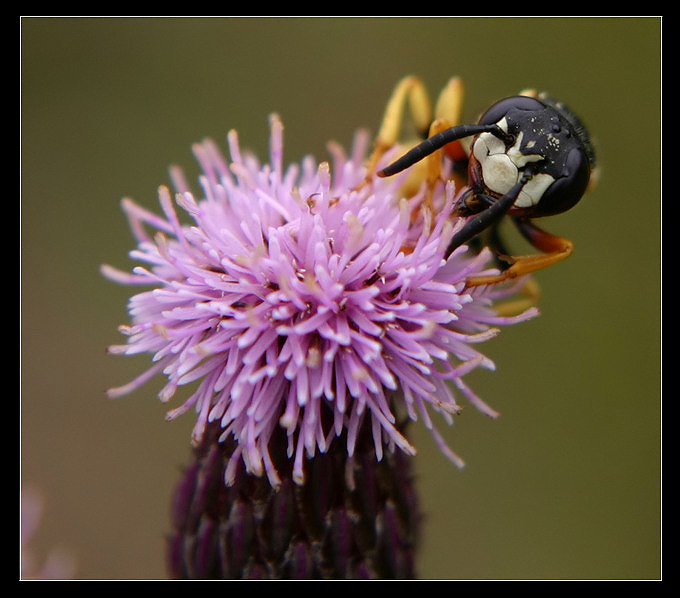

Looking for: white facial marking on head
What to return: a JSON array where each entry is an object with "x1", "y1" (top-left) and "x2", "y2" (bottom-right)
[
  {"x1": 506, "y1": 132, "x2": 543, "y2": 169},
  {"x1": 473, "y1": 121, "x2": 550, "y2": 207},
  {"x1": 515, "y1": 173, "x2": 555, "y2": 208},
  {"x1": 474, "y1": 131, "x2": 517, "y2": 196}
]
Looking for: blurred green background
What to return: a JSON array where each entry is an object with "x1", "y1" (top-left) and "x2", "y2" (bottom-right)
[{"x1": 21, "y1": 17, "x2": 660, "y2": 579}]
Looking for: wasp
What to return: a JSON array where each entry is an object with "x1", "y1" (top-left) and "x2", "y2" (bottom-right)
[{"x1": 373, "y1": 77, "x2": 596, "y2": 287}]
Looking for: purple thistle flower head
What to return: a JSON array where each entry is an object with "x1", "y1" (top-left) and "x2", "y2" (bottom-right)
[{"x1": 103, "y1": 113, "x2": 537, "y2": 487}]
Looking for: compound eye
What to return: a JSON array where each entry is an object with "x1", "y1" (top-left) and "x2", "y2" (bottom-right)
[
  {"x1": 533, "y1": 146, "x2": 591, "y2": 217},
  {"x1": 478, "y1": 95, "x2": 546, "y2": 126}
]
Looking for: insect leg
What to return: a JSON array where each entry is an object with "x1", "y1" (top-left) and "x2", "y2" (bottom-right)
[
  {"x1": 445, "y1": 172, "x2": 531, "y2": 259},
  {"x1": 465, "y1": 217, "x2": 574, "y2": 287},
  {"x1": 363, "y1": 76, "x2": 433, "y2": 180}
]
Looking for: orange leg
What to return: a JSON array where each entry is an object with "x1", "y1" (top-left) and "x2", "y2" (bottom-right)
[{"x1": 466, "y1": 220, "x2": 574, "y2": 287}]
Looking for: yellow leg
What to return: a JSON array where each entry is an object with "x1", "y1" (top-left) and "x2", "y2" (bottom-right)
[
  {"x1": 490, "y1": 276, "x2": 542, "y2": 316},
  {"x1": 425, "y1": 77, "x2": 465, "y2": 185},
  {"x1": 363, "y1": 76, "x2": 466, "y2": 186},
  {"x1": 412, "y1": 78, "x2": 466, "y2": 210},
  {"x1": 364, "y1": 76, "x2": 433, "y2": 180}
]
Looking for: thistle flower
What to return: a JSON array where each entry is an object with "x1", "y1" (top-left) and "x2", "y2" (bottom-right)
[
  {"x1": 103, "y1": 111, "x2": 537, "y2": 578},
  {"x1": 104, "y1": 114, "x2": 537, "y2": 487}
]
